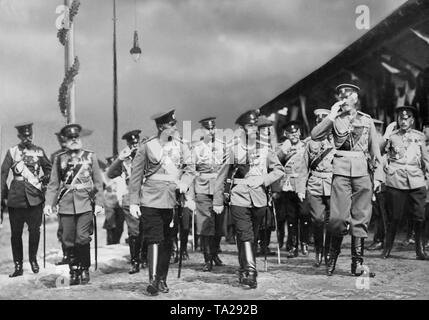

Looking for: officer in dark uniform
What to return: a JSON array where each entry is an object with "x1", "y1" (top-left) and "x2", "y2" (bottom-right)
[
  {"x1": 213, "y1": 110, "x2": 284, "y2": 289},
  {"x1": 128, "y1": 109, "x2": 195, "y2": 296},
  {"x1": 107, "y1": 130, "x2": 148, "y2": 274},
  {"x1": 311, "y1": 84, "x2": 383, "y2": 277},
  {"x1": 381, "y1": 106, "x2": 429, "y2": 260},
  {"x1": 1, "y1": 122, "x2": 52, "y2": 277},
  {"x1": 44, "y1": 124, "x2": 104, "y2": 285}
]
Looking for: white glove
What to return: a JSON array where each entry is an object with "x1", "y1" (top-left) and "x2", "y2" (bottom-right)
[
  {"x1": 177, "y1": 182, "x2": 188, "y2": 194},
  {"x1": 281, "y1": 140, "x2": 292, "y2": 153},
  {"x1": 94, "y1": 205, "x2": 104, "y2": 216},
  {"x1": 328, "y1": 101, "x2": 344, "y2": 121},
  {"x1": 185, "y1": 199, "x2": 196, "y2": 211},
  {"x1": 278, "y1": 107, "x2": 288, "y2": 116},
  {"x1": 213, "y1": 205, "x2": 224, "y2": 215},
  {"x1": 383, "y1": 122, "x2": 397, "y2": 140},
  {"x1": 43, "y1": 205, "x2": 53, "y2": 217},
  {"x1": 130, "y1": 204, "x2": 141, "y2": 219},
  {"x1": 297, "y1": 193, "x2": 306, "y2": 202},
  {"x1": 373, "y1": 180, "x2": 382, "y2": 193},
  {"x1": 118, "y1": 146, "x2": 132, "y2": 161}
]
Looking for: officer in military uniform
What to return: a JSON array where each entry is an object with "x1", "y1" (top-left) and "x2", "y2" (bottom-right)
[
  {"x1": 128, "y1": 109, "x2": 195, "y2": 296},
  {"x1": 189, "y1": 117, "x2": 225, "y2": 271},
  {"x1": 311, "y1": 83, "x2": 383, "y2": 277},
  {"x1": 367, "y1": 119, "x2": 388, "y2": 251},
  {"x1": 44, "y1": 124, "x2": 104, "y2": 285},
  {"x1": 213, "y1": 110, "x2": 284, "y2": 289},
  {"x1": 381, "y1": 106, "x2": 429, "y2": 260},
  {"x1": 276, "y1": 120, "x2": 310, "y2": 258},
  {"x1": 299, "y1": 109, "x2": 335, "y2": 267},
  {"x1": 423, "y1": 120, "x2": 429, "y2": 248},
  {"x1": 51, "y1": 132, "x2": 70, "y2": 265},
  {"x1": 1, "y1": 122, "x2": 52, "y2": 277},
  {"x1": 107, "y1": 130, "x2": 147, "y2": 273}
]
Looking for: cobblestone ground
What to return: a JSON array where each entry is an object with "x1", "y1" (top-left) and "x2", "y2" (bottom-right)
[{"x1": 0, "y1": 215, "x2": 428, "y2": 300}]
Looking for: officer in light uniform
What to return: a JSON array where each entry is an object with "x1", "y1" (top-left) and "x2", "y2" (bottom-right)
[
  {"x1": 299, "y1": 109, "x2": 335, "y2": 267},
  {"x1": 1, "y1": 122, "x2": 52, "y2": 277},
  {"x1": 188, "y1": 117, "x2": 226, "y2": 271},
  {"x1": 213, "y1": 110, "x2": 284, "y2": 289},
  {"x1": 311, "y1": 83, "x2": 383, "y2": 277},
  {"x1": 381, "y1": 106, "x2": 429, "y2": 260},
  {"x1": 44, "y1": 124, "x2": 104, "y2": 285},
  {"x1": 128, "y1": 109, "x2": 195, "y2": 296},
  {"x1": 276, "y1": 120, "x2": 310, "y2": 258}
]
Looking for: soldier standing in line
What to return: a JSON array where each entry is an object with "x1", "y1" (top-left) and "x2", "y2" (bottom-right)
[
  {"x1": 44, "y1": 124, "x2": 104, "y2": 285},
  {"x1": 107, "y1": 130, "x2": 147, "y2": 273},
  {"x1": 423, "y1": 120, "x2": 429, "y2": 249},
  {"x1": 381, "y1": 106, "x2": 429, "y2": 260},
  {"x1": 367, "y1": 119, "x2": 388, "y2": 251},
  {"x1": 128, "y1": 110, "x2": 195, "y2": 296},
  {"x1": 213, "y1": 110, "x2": 284, "y2": 289},
  {"x1": 276, "y1": 120, "x2": 310, "y2": 258},
  {"x1": 299, "y1": 109, "x2": 335, "y2": 267},
  {"x1": 1, "y1": 123, "x2": 52, "y2": 277},
  {"x1": 311, "y1": 83, "x2": 383, "y2": 277},
  {"x1": 190, "y1": 117, "x2": 225, "y2": 271}
]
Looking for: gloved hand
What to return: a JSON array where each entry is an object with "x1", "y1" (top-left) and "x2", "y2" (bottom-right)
[
  {"x1": 43, "y1": 205, "x2": 53, "y2": 217},
  {"x1": 94, "y1": 205, "x2": 104, "y2": 216},
  {"x1": 374, "y1": 180, "x2": 382, "y2": 193},
  {"x1": 383, "y1": 122, "x2": 397, "y2": 140},
  {"x1": 130, "y1": 204, "x2": 141, "y2": 219},
  {"x1": 118, "y1": 146, "x2": 133, "y2": 161},
  {"x1": 177, "y1": 182, "x2": 188, "y2": 194},
  {"x1": 328, "y1": 101, "x2": 344, "y2": 121},
  {"x1": 213, "y1": 205, "x2": 224, "y2": 214},
  {"x1": 185, "y1": 199, "x2": 196, "y2": 211},
  {"x1": 297, "y1": 192, "x2": 306, "y2": 202}
]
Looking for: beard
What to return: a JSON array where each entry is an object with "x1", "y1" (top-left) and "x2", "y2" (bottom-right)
[{"x1": 66, "y1": 139, "x2": 82, "y2": 150}]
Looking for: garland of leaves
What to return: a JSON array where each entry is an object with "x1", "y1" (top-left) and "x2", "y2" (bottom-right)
[
  {"x1": 57, "y1": 0, "x2": 81, "y2": 46},
  {"x1": 58, "y1": 57, "x2": 80, "y2": 117}
]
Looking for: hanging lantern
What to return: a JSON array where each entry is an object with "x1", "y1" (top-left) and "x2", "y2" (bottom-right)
[{"x1": 130, "y1": 30, "x2": 142, "y2": 62}]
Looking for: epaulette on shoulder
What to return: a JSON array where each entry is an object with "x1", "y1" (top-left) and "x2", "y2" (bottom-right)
[
  {"x1": 82, "y1": 148, "x2": 94, "y2": 154},
  {"x1": 357, "y1": 111, "x2": 371, "y2": 118}
]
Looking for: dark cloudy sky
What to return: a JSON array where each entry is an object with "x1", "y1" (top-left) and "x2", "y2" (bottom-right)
[{"x1": 0, "y1": 0, "x2": 407, "y2": 160}]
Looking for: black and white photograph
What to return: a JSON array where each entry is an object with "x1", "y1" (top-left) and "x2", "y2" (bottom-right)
[{"x1": 1, "y1": 0, "x2": 429, "y2": 308}]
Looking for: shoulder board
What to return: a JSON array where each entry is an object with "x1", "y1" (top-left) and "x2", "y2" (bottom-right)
[
  {"x1": 357, "y1": 111, "x2": 371, "y2": 118},
  {"x1": 411, "y1": 129, "x2": 424, "y2": 137},
  {"x1": 82, "y1": 149, "x2": 94, "y2": 154}
]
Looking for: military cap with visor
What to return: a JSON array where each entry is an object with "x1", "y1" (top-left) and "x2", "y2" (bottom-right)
[
  {"x1": 60, "y1": 123, "x2": 82, "y2": 139},
  {"x1": 336, "y1": 83, "x2": 360, "y2": 96},
  {"x1": 15, "y1": 122, "x2": 33, "y2": 136},
  {"x1": 256, "y1": 116, "x2": 273, "y2": 128},
  {"x1": 395, "y1": 105, "x2": 417, "y2": 119},
  {"x1": 235, "y1": 110, "x2": 258, "y2": 126},
  {"x1": 151, "y1": 109, "x2": 177, "y2": 126},
  {"x1": 283, "y1": 120, "x2": 301, "y2": 134},
  {"x1": 122, "y1": 129, "x2": 141, "y2": 143},
  {"x1": 199, "y1": 117, "x2": 216, "y2": 130}
]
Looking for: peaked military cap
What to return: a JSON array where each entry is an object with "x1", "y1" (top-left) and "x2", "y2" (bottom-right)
[
  {"x1": 395, "y1": 105, "x2": 417, "y2": 119},
  {"x1": 60, "y1": 123, "x2": 82, "y2": 139},
  {"x1": 122, "y1": 129, "x2": 141, "y2": 143},
  {"x1": 336, "y1": 83, "x2": 360, "y2": 95},
  {"x1": 235, "y1": 110, "x2": 258, "y2": 126},
  {"x1": 257, "y1": 116, "x2": 273, "y2": 128},
  {"x1": 313, "y1": 109, "x2": 330, "y2": 117},
  {"x1": 15, "y1": 122, "x2": 33, "y2": 136},
  {"x1": 283, "y1": 120, "x2": 301, "y2": 134},
  {"x1": 373, "y1": 119, "x2": 384, "y2": 126},
  {"x1": 151, "y1": 109, "x2": 176, "y2": 126},
  {"x1": 199, "y1": 117, "x2": 216, "y2": 130}
]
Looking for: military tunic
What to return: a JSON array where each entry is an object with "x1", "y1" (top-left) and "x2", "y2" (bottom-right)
[{"x1": 311, "y1": 110, "x2": 383, "y2": 237}]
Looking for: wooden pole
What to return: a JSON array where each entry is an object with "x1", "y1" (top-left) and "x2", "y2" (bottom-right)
[
  {"x1": 65, "y1": 0, "x2": 76, "y2": 124},
  {"x1": 113, "y1": 0, "x2": 118, "y2": 156}
]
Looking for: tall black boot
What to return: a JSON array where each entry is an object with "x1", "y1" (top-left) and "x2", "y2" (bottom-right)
[
  {"x1": 323, "y1": 230, "x2": 332, "y2": 265},
  {"x1": 242, "y1": 241, "x2": 257, "y2": 289},
  {"x1": 326, "y1": 236, "x2": 343, "y2": 276},
  {"x1": 68, "y1": 247, "x2": 80, "y2": 286},
  {"x1": 56, "y1": 243, "x2": 69, "y2": 265},
  {"x1": 286, "y1": 222, "x2": 298, "y2": 258},
  {"x1": 128, "y1": 236, "x2": 141, "y2": 274},
  {"x1": 351, "y1": 236, "x2": 364, "y2": 276},
  {"x1": 202, "y1": 236, "x2": 213, "y2": 272},
  {"x1": 140, "y1": 238, "x2": 148, "y2": 268},
  {"x1": 313, "y1": 223, "x2": 324, "y2": 267},
  {"x1": 236, "y1": 240, "x2": 245, "y2": 283},
  {"x1": 300, "y1": 218, "x2": 310, "y2": 256},
  {"x1": 157, "y1": 240, "x2": 172, "y2": 294},
  {"x1": 414, "y1": 221, "x2": 428, "y2": 260},
  {"x1": 180, "y1": 229, "x2": 190, "y2": 261},
  {"x1": 382, "y1": 220, "x2": 398, "y2": 259},
  {"x1": 79, "y1": 243, "x2": 91, "y2": 284},
  {"x1": 278, "y1": 222, "x2": 285, "y2": 249},
  {"x1": 146, "y1": 243, "x2": 159, "y2": 296},
  {"x1": 29, "y1": 229, "x2": 40, "y2": 274},
  {"x1": 10, "y1": 231, "x2": 24, "y2": 277},
  {"x1": 9, "y1": 261, "x2": 23, "y2": 278},
  {"x1": 212, "y1": 235, "x2": 225, "y2": 266},
  {"x1": 171, "y1": 237, "x2": 179, "y2": 264}
]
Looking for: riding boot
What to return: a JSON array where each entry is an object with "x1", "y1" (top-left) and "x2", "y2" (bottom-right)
[
  {"x1": 29, "y1": 229, "x2": 40, "y2": 274},
  {"x1": 300, "y1": 218, "x2": 310, "y2": 256},
  {"x1": 286, "y1": 222, "x2": 298, "y2": 258},
  {"x1": 140, "y1": 238, "x2": 148, "y2": 268},
  {"x1": 278, "y1": 222, "x2": 285, "y2": 249},
  {"x1": 326, "y1": 236, "x2": 343, "y2": 276},
  {"x1": 171, "y1": 238, "x2": 179, "y2": 264},
  {"x1": 414, "y1": 221, "x2": 428, "y2": 260},
  {"x1": 351, "y1": 236, "x2": 364, "y2": 276},
  {"x1": 128, "y1": 236, "x2": 141, "y2": 274},
  {"x1": 313, "y1": 223, "x2": 324, "y2": 267},
  {"x1": 146, "y1": 243, "x2": 159, "y2": 296},
  {"x1": 323, "y1": 230, "x2": 332, "y2": 265},
  {"x1": 68, "y1": 247, "x2": 80, "y2": 286},
  {"x1": 212, "y1": 235, "x2": 225, "y2": 266},
  {"x1": 241, "y1": 241, "x2": 257, "y2": 289},
  {"x1": 9, "y1": 261, "x2": 23, "y2": 278},
  {"x1": 79, "y1": 243, "x2": 91, "y2": 284},
  {"x1": 236, "y1": 240, "x2": 245, "y2": 283},
  {"x1": 56, "y1": 243, "x2": 69, "y2": 265},
  {"x1": 382, "y1": 220, "x2": 398, "y2": 259},
  {"x1": 202, "y1": 236, "x2": 213, "y2": 272},
  {"x1": 180, "y1": 229, "x2": 190, "y2": 261},
  {"x1": 156, "y1": 240, "x2": 172, "y2": 294}
]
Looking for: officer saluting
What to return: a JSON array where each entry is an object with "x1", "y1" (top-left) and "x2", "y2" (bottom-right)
[
  {"x1": 128, "y1": 109, "x2": 195, "y2": 296},
  {"x1": 1, "y1": 122, "x2": 52, "y2": 277},
  {"x1": 107, "y1": 130, "x2": 147, "y2": 273},
  {"x1": 382, "y1": 106, "x2": 429, "y2": 260},
  {"x1": 213, "y1": 110, "x2": 284, "y2": 289},
  {"x1": 44, "y1": 124, "x2": 104, "y2": 285},
  {"x1": 311, "y1": 83, "x2": 383, "y2": 277}
]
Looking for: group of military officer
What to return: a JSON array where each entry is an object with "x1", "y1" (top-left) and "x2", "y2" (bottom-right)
[{"x1": 1, "y1": 81, "x2": 429, "y2": 295}]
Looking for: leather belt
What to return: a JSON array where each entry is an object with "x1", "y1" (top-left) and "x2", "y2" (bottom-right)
[{"x1": 146, "y1": 173, "x2": 179, "y2": 182}]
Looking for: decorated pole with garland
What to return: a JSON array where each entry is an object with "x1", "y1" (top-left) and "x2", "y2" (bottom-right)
[{"x1": 57, "y1": 0, "x2": 80, "y2": 124}]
